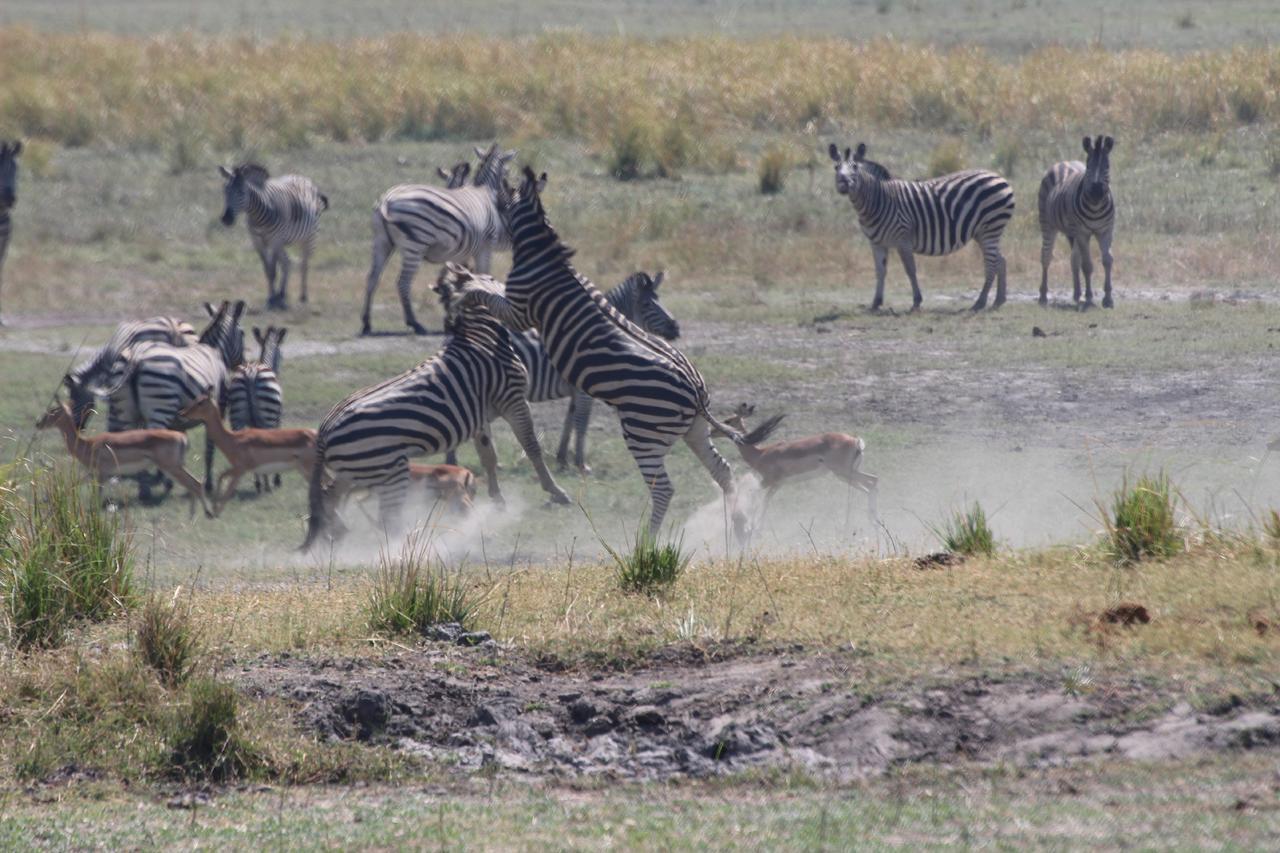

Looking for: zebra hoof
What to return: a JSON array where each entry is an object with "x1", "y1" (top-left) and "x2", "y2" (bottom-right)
[
  {"x1": 1102, "y1": 297, "x2": 1114, "y2": 309},
  {"x1": 409, "y1": 322, "x2": 430, "y2": 336},
  {"x1": 360, "y1": 320, "x2": 372, "y2": 336},
  {"x1": 576, "y1": 464, "x2": 592, "y2": 476}
]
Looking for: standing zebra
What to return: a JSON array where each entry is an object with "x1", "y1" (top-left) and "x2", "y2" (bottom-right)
[
  {"x1": 361, "y1": 144, "x2": 516, "y2": 336},
  {"x1": 1039, "y1": 135, "x2": 1116, "y2": 308},
  {"x1": 301, "y1": 270, "x2": 571, "y2": 551},
  {"x1": 100, "y1": 300, "x2": 246, "y2": 498},
  {"x1": 451, "y1": 169, "x2": 779, "y2": 539},
  {"x1": 219, "y1": 164, "x2": 328, "y2": 310},
  {"x1": 63, "y1": 316, "x2": 197, "y2": 429},
  {"x1": 227, "y1": 325, "x2": 288, "y2": 493},
  {"x1": 828, "y1": 142, "x2": 1015, "y2": 311},
  {"x1": 0, "y1": 140, "x2": 21, "y2": 325}
]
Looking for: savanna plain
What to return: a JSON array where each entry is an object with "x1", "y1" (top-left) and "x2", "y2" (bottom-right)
[{"x1": 4, "y1": 1, "x2": 1280, "y2": 848}]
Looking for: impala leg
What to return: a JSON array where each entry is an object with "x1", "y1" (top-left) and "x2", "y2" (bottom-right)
[
  {"x1": 215, "y1": 469, "x2": 245, "y2": 516},
  {"x1": 502, "y1": 400, "x2": 571, "y2": 504},
  {"x1": 163, "y1": 463, "x2": 212, "y2": 519}
]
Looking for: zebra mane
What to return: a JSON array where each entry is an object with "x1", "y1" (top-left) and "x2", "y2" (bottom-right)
[{"x1": 237, "y1": 163, "x2": 270, "y2": 186}]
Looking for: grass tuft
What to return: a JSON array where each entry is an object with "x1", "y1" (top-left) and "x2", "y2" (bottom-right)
[
  {"x1": 606, "y1": 529, "x2": 692, "y2": 596},
  {"x1": 166, "y1": 677, "x2": 261, "y2": 781},
  {"x1": 136, "y1": 590, "x2": 202, "y2": 687},
  {"x1": 758, "y1": 145, "x2": 790, "y2": 194},
  {"x1": 1101, "y1": 472, "x2": 1183, "y2": 563},
  {"x1": 608, "y1": 113, "x2": 654, "y2": 181},
  {"x1": 933, "y1": 502, "x2": 997, "y2": 557},
  {"x1": 367, "y1": 529, "x2": 486, "y2": 636}
]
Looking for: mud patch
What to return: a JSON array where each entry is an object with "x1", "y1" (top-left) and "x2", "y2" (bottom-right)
[{"x1": 236, "y1": 646, "x2": 1280, "y2": 782}]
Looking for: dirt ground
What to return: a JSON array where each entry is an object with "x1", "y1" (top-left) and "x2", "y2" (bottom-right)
[{"x1": 237, "y1": 639, "x2": 1280, "y2": 783}]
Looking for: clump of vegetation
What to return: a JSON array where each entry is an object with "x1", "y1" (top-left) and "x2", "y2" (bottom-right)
[
  {"x1": 1262, "y1": 509, "x2": 1280, "y2": 546},
  {"x1": 1176, "y1": 11, "x2": 1196, "y2": 29},
  {"x1": 1, "y1": 466, "x2": 133, "y2": 650},
  {"x1": 927, "y1": 138, "x2": 967, "y2": 177},
  {"x1": 367, "y1": 530, "x2": 485, "y2": 635},
  {"x1": 606, "y1": 530, "x2": 692, "y2": 596},
  {"x1": 1101, "y1": 472, "x2": 1183, "y2": 563},
  {"x1": 758, "y1": 145, "x2": 791, "y2": 194},
  {"x1": 135, "y1": 590, "x2": 202, "y2": 687},
  {"x1": 932, "y1": 502, "x2": 997, "y2": 558},
  {"x1": 656, "y1": 114, "x2": 692, "y2": 179},
  {"x1": 608, "y1": 114, "x2": 654, "y2": 181},
  {"x1": 166, "y1": 677, "x2": 262, "y2": 781}
]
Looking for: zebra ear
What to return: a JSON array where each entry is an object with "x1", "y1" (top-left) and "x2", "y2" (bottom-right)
[
  {"x1": 437, "y1": 167, "x2": 451, "y2": 180},
  {"x1": 854, "y1": 142, "x2": 867, "y2": 161},
  {"x1": 218, "y1": 165, "x2": 233, "y2": 180},
  {"x1": 652, "y1": 270, "x2": 665, "y2": 289},
  {"x1": 474, "y1": 146, "x2": 488, "y2": 159},
  {"x1": 252, "y1": 326, "x2": 264, "y2": 345},
  {"x1": 827, "y1": 143, "x2": 841, "y2": 162},
  {"x1": 9, "y1": 141, "x2": 21, "y2": 158},
  {"x1": 229, "y1": 300, "x2": 246, "y2": 324},
  {"x1": 501, "y1": 149, "x2": 517, "y2": 163},
  {"x1": 1102, "y1": 135, "x2": 1114, "y2": 153},
  {"x1": 535, "y1": 172, "x2": 548, "y2": 192},
  {"x1": 203, "y1": 302, "x2": 217, "y2": 318},
  {"x1": 274, "y1": 327, "x2": 287, "y2": 345},
  {"x1": 1082, "y1": 136, "x2": 1093, "y2": 155}
]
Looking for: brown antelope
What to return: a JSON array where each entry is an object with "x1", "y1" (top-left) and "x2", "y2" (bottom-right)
[
  {"x1": 723, "y1": 403, "x2": 879, "y2": 522},
  {"x1": 179, "y1": 394, "x2": 317, "y2": 515},
  {"x1": 408, "y1": 463, "x2": 477, "y2": 515},
  {"x1": 37, "y1": 399, "x2": 212, "y2": 518}
]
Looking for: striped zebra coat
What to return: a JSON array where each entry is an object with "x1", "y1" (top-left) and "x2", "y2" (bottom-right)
[
  {"x1": 220, "y1": 164, "x2": 328, "y2": 310},
  {"x1": 1038, "y1": 135, "x2": 1116, "y2": 308},
  {"x1": 63, "y1": 315, "x2": 197, "y2": 429},
  {"x1": 361, "y1": 143, "x2": 515, "y2": 336},
  {"x1": 0, "y1": 140, "x2": 21, "y2": 325},
  {"x1": 451, "y1": 169, "x2": 779, "y2": 538},
  {"x1": 829, "y1": 143, "x2": 1015, "y2": 311},
  {"x1": 228, "y1": 325, "x2": 287, "y2": 493},
  {"x1": 301, "y1": 275, "x2": 570, "y2": 550},
  {"x1": 104, "y1": 300, "x2": 246, "y2": 494}
]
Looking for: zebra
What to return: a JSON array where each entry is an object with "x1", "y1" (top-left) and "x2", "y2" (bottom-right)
[
  {"x1": 828, "y1": 142, "x2": 1016, "y2": 311},
  {"x1": 100, "y1": 300, "x2": 246, "y2": 499},
  {"x1": 301, "y1": 270, "x2": 571, "y2": 551},
  {"x1": 227, "y1": 325, "x2": 287, "y2": 493},
  {"x1": 0, "y1": 140, "x2": 21, "y2": 325},
  {"x1": 360, "y1": 143, "x2": 516, "y2": 336},
  {"x1": 219, "y1": 164, "x2": 328, "y2": 310},
  {"x1": 63, "y1": 315, "x2": 197, "y2": 430},
  {"x1": 449, "y1": 168, "x2": 781, "y2": 539},
  {"x1": 1038, "y1": 135, "x2": 1116, "y2": 309}
]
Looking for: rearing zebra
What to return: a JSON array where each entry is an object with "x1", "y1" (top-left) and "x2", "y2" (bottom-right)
[
  {"x1": 219, "y1": 164, "x2": 328, "y2": 310},
  {"x1": 829, "y1": 142, "x2": 1015, "y2": 311},
  {"x1": 451, "y1": 168, "x2": 779, "y2": 538},
  {"x1": 0, "y1": 140, "x2": 21, "y2": 325},
  {"x1": 63, "y1": 315, "x2": 198, "y2": 429},
  {"x1": 361, "y1": 143, "x2": 515, "y2": 336},
  {"x1": 1038, "y1": 135, "x2": 1116, "y2": 308},
  {"x1": 301, "y1": 271, "x2": 571, "y2": 551},
  {"x1": 227, "y1": 325, "x2": 287, "y2": 493}
]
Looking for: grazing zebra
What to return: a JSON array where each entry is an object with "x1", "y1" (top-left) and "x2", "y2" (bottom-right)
[
  {"x1": 1038, "y1": 135, "x2": 1116, "y2": 308},
  {"x1": 301, "y1": 272, "x2": 571, "y2": 551},
  {"x1": 63, "y1": 315, "x2": 197, "y2": 429},
  {"x1": 360, "y1": 143, "x2": 516, "y2": 336},
  {"x1": 450, "y1": 169, "x2": 780, "y2": 539},
  {"x1": 828, "y1": 142, "x2": 1016, "y2": 311},
  {"x1": 0, "y1": 140, "x2": 21, "y2": 325},
  {"x1": 99, "y1": 300, "x2": 246, "y2": 498},
  {"x1": 227, "y1": 325, "x2": 287, "y2": 493},
  {"x1": 219, "y1": 164, "x2": 328, "y2": 310}
]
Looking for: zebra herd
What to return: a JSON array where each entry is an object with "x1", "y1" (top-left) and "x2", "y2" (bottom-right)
[{"x1": 14, "y1": 132, "x2": 1117, "y2": 548}]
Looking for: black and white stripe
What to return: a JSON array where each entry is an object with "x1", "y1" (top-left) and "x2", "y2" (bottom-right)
[
  {"x1": 228, "y1": 325, "x2": 287, "y2": 492},
  {"x1": 63, "y1": 315, "x2": 197, "y2": 429},
  {"x1": 451, "y1": 169, "x2": 778, "y2": 538},
  {"x1": 360, "y1": 144, "x2": 515, "y2": 336},
  {"x1": 829, "y1": 142, "x2": 1016, "y2": 311},
  {"x1": 104, "y1": 301, "x2": 246, "y2": 494},
  {"x1": 1038, "y1": 135, "x2": 1116, "y2": 308},
  {"x1": 301, "y1": 275, "x2": 570, "y2": 550},
  {"x1": 0, "y1": 140, "x2": 21, "y2": 325},
  {"x1": 220, "y1": 164, "x2": 328, "y2": 310}
]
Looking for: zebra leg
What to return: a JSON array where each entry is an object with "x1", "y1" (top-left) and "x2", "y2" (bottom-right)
[
  {"x1": 555, "y1": 397, "x2": 576, "y2": 470},
  {"x1": 473, "y1": 428, "x2": 504, "y2": 506},
  {"x1": 394, "y1": 252, "x2": 429, "y2": 335},
  {"x1": 1078, "y1": 235, "x2": 1095, "y2": 306},
  {"x1": 274, "y1": 247, "x2": 292, "y2": 310},
  {"x1": 1068, "y1": 236, "x2": 1083, "y2": 303},
  {"x1": 972, "y1": 237, "x2": 1004, "y2": 310},
  {"x1": 375, "y1": 460, "x2": 411, "y2": 540},
  {"x1": 253, "y1": 235, "x2": 275, "y2": 309},
  {"x1": 502, "y1": 400, "x2": 572, "y2": 505},
  {"x1": 1099, "y1": 229, "x2": 1115, "y2": 309},
  {"x1": 681, "y1": 416, "x2": 747, "y2": 542},
  {"x1": 627, "y1": 437, "x2": 675, "y2": 538},
  {"x1": 572, "y1": 393, "x2": 594, "y2": 473},
  {"x1": 897, "y1": 249, "x2": 922, "y2": 311},
  {"x1": 361, "y1": 217, "x2": 395, "y2": 335},
  {"x1": 299, "y1": 235, "x2": 313, "y2": 305},
  {"x1": 870, "y1": 245, "x2": 889, "y2": 311},
  {"x1": 1039, "y1": 231, "x2": 1056, "y2": 305},
  {"x1": 204, "y1": 429, "x2": 217, "y2": 494},
  {"x1": 444, "y1": 448, "x2": 459, "y2": 466}
]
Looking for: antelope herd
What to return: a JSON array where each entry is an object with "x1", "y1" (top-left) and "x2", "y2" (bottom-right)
[{"x1": 13, "y1": 132, "x2": 1121, "y2": 546}]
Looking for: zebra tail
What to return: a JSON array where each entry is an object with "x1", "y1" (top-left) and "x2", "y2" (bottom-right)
[
  {"x1": 299, "y1": 443, "x2": 328, "y2": 553},
  {"x1": 741, "y1": 413, "x2": 785, "y2": 447}
]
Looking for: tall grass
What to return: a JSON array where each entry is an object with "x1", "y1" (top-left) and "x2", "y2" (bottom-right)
[
  {"x1": 605, "y1": 530, "x2": 692, "y2": 596},
  {"x1": 136, "y1": 590, "x2": 202, "y2": 687},
  {"x1": 932, "y1": 502, "x2": 997, "y2": 557},
  {"x1": 0, "y1": 30, "x2": 1277, "y2": 152},
  {"x1": 1101, "y1": 472, "x2": 1183, "y2": 563},
  {"x1": 166, "y1": 677, "x2": 262, "y2": 781},
  {"x1": 1, "y1": 466, "x2": 133, "y2": 649},
  {"x1": 366, "y1": 529, "x2": 486, "y2": 636}
]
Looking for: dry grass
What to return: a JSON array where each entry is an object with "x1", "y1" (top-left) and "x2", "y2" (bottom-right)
[{"x1": 1, "y1": 30, "x2": 1278, "y2": 152}]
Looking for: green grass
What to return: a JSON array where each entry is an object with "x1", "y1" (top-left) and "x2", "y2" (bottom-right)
[
  {"x1": 366, "y1": 528, "x2": 488, "y2": 636},
  {"x1": 605, "y1": 529, "x2": 692, "y2": 596},
  {"x1": 1103, "y1": 472, "x2": 1184, "y2": 564},
  {"x1": 932, "y1": 501, "x2": 997, "y2": 557},
  {"x1": 135, "y1": 590, "x2": 202, "y2": 687}
]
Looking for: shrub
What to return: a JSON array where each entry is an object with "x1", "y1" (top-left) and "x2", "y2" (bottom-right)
[
  {"x1": 932, "y1": 502, "x2": 996, "y2": 558},
  {"x1": 1102, "y1": 472, "x2": 1183, "y2": 563},
  {"x1": 607, "y1": 530, "x2": 691, "y2": 596},
  {"x1": 758, "y1": 146, "x2": 790, "y2": 195},
  {"x1": 608, "y1": 114, "x2": 654, "y2": 181},
  {"x1": 928, "y1": 138, "x2": 967, "y2": 177},
  {"x1": 367, "y1": 530, "x2": 485, "y2": 635},
  {"x1": 136, "y1": 591, "x2": 202, "y2": 687},
  {"x1": 1, "y1": 466, "x2": 133, "y2": 649},
  {"x1": 166, "y1": 678, "x2": 260, "y2": 781}
]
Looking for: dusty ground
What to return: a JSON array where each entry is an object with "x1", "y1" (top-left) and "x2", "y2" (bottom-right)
[{"x1": 237, "y1": 639, "x2": 1280, "y2": 784}]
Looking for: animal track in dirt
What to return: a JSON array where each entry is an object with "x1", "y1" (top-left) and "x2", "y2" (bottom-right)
[{"x1": 235, "y1": 644, "x2": 1280, "y2": 782}]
